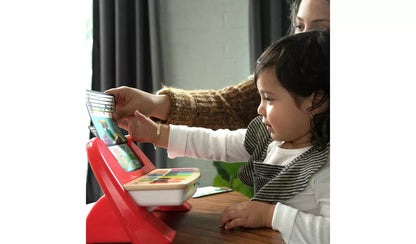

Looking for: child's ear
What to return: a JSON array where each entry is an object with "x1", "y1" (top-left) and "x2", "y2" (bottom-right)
[
  {"x1": 313, "y1": 90, "x2": 325, "y2": 105},
  {"x1": 309, "y1": 90, "x2": 328, "y2": 115}
]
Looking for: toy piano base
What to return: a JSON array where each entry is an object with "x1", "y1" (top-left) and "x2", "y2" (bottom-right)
[
  {"x1": 128, "y1": 183, "x2": 197, "y2": 207},
  {"x1": 87, "y1": 195, "x2": 191, "y2": 244},
  {"x1": 86, "y1": 137, "x2": 199, "y2": 244}
]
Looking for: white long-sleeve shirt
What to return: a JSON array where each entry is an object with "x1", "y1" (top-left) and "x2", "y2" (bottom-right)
[{"x1": 168, "y1": 125, "x2": 330, "y2": 244}]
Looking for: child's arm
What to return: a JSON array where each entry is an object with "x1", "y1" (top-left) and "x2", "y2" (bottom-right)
[
  {"x1": 119, "y1": 110, "x2": 251, "y2": 162},
  {"x1": 220, "y1": 201, "x2": 275, "y2": 230},
  {"x1": 167, "y1": 126, "x2": 250, "y2": 162},
  {"x1": 271, "y1": 163, "x2": 330, "y2": 243},
  {"x1": 117, "y1": 110, "x2": 170, "y2": 148},
  {"x1": 272, "y1": 203, "x2": 329, "y2": 244},
  {"x1": 221, "y1": 163, "x2": 330, "y2": 244}
]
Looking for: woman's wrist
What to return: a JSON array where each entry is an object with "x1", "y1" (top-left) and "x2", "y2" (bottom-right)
[{"x1": 151, "y1": 94, "x2": 171, "y2": 122}]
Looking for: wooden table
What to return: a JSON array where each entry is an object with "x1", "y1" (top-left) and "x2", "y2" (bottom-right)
[{"x1": 154, "y1": 190, "x2": 285, "y2": 244}]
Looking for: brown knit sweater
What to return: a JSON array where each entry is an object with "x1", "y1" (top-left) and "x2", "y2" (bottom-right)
[{"x1": 157, "y1": 77, "x2": 260, "y2": 130}]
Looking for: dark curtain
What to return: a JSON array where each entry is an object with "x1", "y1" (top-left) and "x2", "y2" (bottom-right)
[
  {"x1": 86, "y1": 0, "x2": 167, "y2": 204},
  {"x1": 249, "y1": 0, "x2": 291, "y2": 72}
]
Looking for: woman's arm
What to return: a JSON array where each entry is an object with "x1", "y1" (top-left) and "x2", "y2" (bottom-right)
[
  {"x1": 107, "y1": 77, "x2": 260, "y2": 130},
  {"x1": 158, "y1": 78, "x2": 260, "y2": 130}
]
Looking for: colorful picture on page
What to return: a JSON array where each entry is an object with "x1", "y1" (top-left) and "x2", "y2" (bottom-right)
[
  {"x1": 86, "y1": 90, "x2": 143, "y2": 172},
  {"x1": 90, "y1": 116, "x2": 127, "y2": 145},
  {"x1": 86, "y1": 90, "x2": 127, "y2": 146},
  {"x1": 108, "y1": 144, "x2": 143, "y2": 172}
]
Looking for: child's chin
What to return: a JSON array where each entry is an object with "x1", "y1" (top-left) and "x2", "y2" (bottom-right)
[{"x1": 270, "y1": 133, "x2": 279, "y2": 141}]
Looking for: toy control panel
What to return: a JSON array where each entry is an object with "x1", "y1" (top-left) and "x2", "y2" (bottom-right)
[{"x1": 125, "y1": 168, "x2": 200, "y2": 207}]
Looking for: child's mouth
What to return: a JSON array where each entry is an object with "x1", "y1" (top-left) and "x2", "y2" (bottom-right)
[{"x1": 265, "y1": 123, "x2": 272, "y2": 131}]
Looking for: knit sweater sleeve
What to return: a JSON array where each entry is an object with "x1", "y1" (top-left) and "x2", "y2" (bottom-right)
[{"x1": 157, "y1": 77, "x2": 260, "y2": 130}]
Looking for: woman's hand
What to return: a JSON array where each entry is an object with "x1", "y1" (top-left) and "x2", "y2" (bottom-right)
[
  {"x1": 105, "y1": 86, "x2": 171, "y2": 122},
  {"x1": 220, "y1": 201, "x2": 275, "y2": 230}
]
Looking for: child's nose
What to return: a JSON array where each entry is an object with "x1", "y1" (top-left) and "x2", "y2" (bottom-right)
[{"x1": 257, "y1": 102, "x2": 264, "y2": 116}]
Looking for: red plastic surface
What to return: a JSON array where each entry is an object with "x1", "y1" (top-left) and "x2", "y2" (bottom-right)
[
  {"x1": 156, "y1": 202, "x2": 192, "y2": 212},
  {"x1": 86, "y1": 196, "x2": 130, "y2": 243},
  {"x1": 86, "y1": 137, "x2": 177, "y2": 244}
]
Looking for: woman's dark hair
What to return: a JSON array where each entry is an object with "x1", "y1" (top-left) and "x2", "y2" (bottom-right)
[
  {"x1": 254, "y1": 29, "x2": 330, "y2": 145},
  {"x1": 288, "y1": 0, "x2": 302, "y2": 34}
]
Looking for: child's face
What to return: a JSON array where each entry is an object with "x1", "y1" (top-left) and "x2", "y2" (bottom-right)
[{"x1": 257, "y1": 68, "x2": 314, "y2": 148}]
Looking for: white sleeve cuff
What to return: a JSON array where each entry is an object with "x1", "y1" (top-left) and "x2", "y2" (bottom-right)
[
  {"x1": 167, "y1": 125, "x2": 188, "y2": 159},
  {"x1": 271, "y1": 202, "x2": 298, "y2": 242}
]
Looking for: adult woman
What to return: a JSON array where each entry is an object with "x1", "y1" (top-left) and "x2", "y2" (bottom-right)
[{"x1": 107, "y1": 0, "x2": 330, "y2": 129}]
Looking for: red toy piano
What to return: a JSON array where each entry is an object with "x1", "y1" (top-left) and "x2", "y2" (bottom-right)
[{"x1": 86, "y1": 90, "x2": 200, "y2": 244}]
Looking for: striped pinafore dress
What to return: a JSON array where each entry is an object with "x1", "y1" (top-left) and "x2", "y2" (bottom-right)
[{"x1": 238, "y1": 116, "x2": 329, "y2": 204}]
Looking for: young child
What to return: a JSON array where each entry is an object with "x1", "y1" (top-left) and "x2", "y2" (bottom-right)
[{"x1": 118, "y1": 29, "x2": 330, "y2": 244}]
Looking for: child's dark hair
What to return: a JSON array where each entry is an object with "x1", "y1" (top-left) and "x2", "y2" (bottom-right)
[{"x1": 254, "y1": 29, "x2": 330, "y2": 145}]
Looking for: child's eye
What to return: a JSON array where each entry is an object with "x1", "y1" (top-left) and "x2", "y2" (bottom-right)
[{"x1": 263, "y1": 97, "x2": 274, "y2": 102}]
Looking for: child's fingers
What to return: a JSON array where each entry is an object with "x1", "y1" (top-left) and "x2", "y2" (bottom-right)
[
  {"x1": 223, "y1": 217, "x2": 246, "y2": 230},
  {"x1": 117, "y1": 119, "x2": 129, "y2": 131},
  {"x1": 220, "y1": 206, "x2": 247, "y2": 230},
  {"x1": 134, "y1": 110, "x2": 150, "y2": 121},
  {"x1": 134, "y1": 110, "x2": 142, "y2": 118},
  {"x1": 220, "y1": 206, "x2": 239, "y2": 227},
  {"x1": 134, "y1": 110, "x2": 157, "y2": 128}
]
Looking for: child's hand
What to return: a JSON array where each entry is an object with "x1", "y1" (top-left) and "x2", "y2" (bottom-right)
[
  {"x1": 220, "y1": 201, "x2": 275, "y2": 230},
  {"x1": 117, "y1": 110, "x2": 159, "y2": 144}
]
